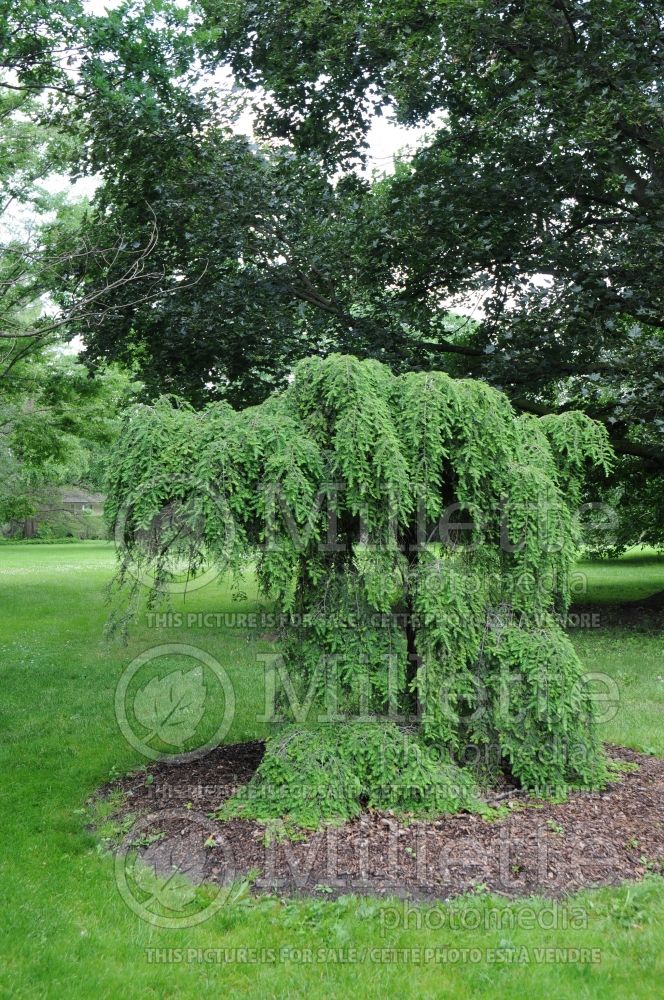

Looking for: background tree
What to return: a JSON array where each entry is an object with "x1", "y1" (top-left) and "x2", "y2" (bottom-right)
[
  {"x1": 0, "y1": 0, "x2": 203, "y2": 379},
  {"x1": 17, "y1": 0, "x2": 660, "y2": 547},
  {"x1": 0, "y1": 350, "x2": 139, "y2": 536},
  {"x1": 0, "y1": 0, "x2": 182, "y2": 536}
]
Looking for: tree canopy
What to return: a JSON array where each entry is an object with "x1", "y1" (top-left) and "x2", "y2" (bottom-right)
[
  {"x1": 51, "y1": 0, "x2": 661, "y2": 547},
  {"x1": 200, "y1": 0, "x2": 663, "y2": 529},
  {"x1": 1, "y1": 1, "x2": 660, "y2": 546},
  {"x1": 0, "y1": 0, "x2": 204, "y2": 374}
]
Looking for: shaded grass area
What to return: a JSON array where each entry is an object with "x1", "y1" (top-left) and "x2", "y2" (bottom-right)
[
  {"x1": 0, "y1": 542, "x2": 663, "y2": 998},
  {"x1": 576, "y1": 546, "x2": 664, "y2": 604}
]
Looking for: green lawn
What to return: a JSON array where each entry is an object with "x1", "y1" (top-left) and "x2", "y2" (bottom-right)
[
  {"x1": 573, "y1": 547, "x2": 664, "y2": 757},
  {"x1": 575, "y1": 546, "x2": 664, "y2": 604},
  {"x1": 1, "y1": 542, "x2": 664, "y2": 999}
]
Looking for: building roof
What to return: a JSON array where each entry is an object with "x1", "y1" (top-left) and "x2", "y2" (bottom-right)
[{"x1": 60, "y1": 489, "x2": 105, "y2": 505}]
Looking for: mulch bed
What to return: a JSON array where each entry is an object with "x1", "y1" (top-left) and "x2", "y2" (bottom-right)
[{"x1": 102, "y1": 742, "x2": 664, "y2": 902}]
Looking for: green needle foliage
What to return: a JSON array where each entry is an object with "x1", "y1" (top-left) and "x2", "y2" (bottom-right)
[
  {"x1": 107, "y1": 355, "x2": 615, "y2": 817},
  {"x1": 220, "y1": 722, "x2": 482, "y2": 829}
]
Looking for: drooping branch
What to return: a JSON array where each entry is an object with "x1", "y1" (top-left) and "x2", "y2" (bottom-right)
[{"x1": 513, "y1": 397, "x2": 664, "y2": 470}]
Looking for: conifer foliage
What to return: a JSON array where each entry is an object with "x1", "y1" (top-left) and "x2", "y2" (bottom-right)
[{"x1": 107, "y1": 356, "x2": 615, "y2": 824}]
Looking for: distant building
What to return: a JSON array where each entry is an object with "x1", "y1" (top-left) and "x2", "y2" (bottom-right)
[
  {"x1": 58, "y1": 490, "x2": 105, "y2": 516},
  {"x1": 4, "y1": 487, "x2": 106, "y2": 539}
]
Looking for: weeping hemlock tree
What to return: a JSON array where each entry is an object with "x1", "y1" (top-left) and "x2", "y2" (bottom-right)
[{"x1": 107, "y1": 355, "x2": 614, "y2": 825}]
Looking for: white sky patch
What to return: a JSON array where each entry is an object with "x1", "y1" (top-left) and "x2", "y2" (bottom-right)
[{"x1": 363, "y1": 113, "x2": 430, "y2": 175}]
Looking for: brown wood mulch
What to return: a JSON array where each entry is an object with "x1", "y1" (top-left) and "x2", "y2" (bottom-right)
[{"x1": 103, "y1": 741, "x2": 664, "y2": 902}]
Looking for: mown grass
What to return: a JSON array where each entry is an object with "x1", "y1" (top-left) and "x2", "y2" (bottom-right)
[
  {"x1": 573, "y1": 546, "x2": 664, "y2": 757},
  {"x1": 1, "y1": 542, "x2": 663, "y2": 999},
  {"x1": 576, "y1": 546, "x2": 664, "y2": 604}
]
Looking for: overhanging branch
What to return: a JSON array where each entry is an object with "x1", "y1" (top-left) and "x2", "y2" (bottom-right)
[{"x1": 513, "y1": 397, "x2": 664, "y2": 469}]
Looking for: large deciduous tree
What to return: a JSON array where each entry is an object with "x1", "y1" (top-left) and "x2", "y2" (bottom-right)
[{"x1": 36, "y1": 0, "x2": 662, "y2": 547}]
